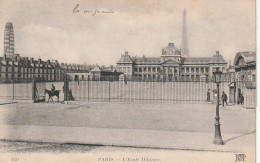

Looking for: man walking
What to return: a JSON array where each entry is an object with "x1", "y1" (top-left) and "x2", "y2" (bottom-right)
[{"x1": 221, "y1": 91, "x2": 228, "y2": 107}]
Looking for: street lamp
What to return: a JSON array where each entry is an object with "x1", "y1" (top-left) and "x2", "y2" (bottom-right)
[{"x1": 212, "y1": 67, "x2": 224, "y2": 145}]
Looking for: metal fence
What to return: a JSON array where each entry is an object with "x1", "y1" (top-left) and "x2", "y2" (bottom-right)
[
  {"x1": 244, "y1": 88, "x2": 256, "y2": 109},
  {"x1": 0, "y1": 78, "x2": 44, "y2": 100},
  {"x1": 68, "y1": 80, "x2": 232, "y2": 103},
  {"x1": 0, "y1": 79, "x2": 255, "y2": 105},
  {"x1": 0, "y1": 82, "x2": 33, "y2": 100}
]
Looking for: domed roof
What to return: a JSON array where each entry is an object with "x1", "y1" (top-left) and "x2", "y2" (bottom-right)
[
  {"x1": 210, "y1": 51, "x2": 226, "y2": 63},
  {"x1": 117, "y1": 51, "x2": 134, "y2": 63},
  {"x1": 162, "y1": 43, "x2": 180, "y2": 55}
]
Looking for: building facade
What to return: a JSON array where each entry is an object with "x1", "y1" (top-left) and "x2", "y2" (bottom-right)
[
  {"x1": 234, "y1": 51, "x2": 256, "y2": 82},
  {"x1": 116, "y1": 43, "x2": 227, "y2": 81},
  {"x1": 0, "y1": 55, "x2": 64, "y2": 82},
  {"x1": 233, "y1": 51, "x2": 256, "y2": 109}
]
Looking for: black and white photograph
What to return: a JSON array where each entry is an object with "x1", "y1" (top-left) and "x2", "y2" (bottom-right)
[{"x1": 0, "y1": 0, "x2": 256, "y2": 162}]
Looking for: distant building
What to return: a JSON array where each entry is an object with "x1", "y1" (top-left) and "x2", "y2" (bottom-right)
[
  {"x1": 90, "y1": 65, "x2": 122, "y2": 81},
  {"x1": 60, "y1": 63, "x2": 90, "y2": 81},
  {"x1": 0, "y1": 55, "x2": 64, "y2": 82},
  {"x1": 4, "y1": 22, "x2": 15, "y2": 59},
  {"x1": 233, "y1": 51, "x2": 256, "y2": 109},
  {"x1": 234, "y1": 51, "x2": 256, "y2": 82},
  {"x1": 116, "y1": 43, "x2": 227, "y2": 81}
]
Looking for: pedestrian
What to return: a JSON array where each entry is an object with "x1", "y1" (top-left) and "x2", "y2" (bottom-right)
[
  {"x1": 124, "y1": 74, "x2": 127, "y2": 85},
  {"x1": 221, "y1": 91, "x2": 228, "y2": 107},
  {"x1": 206, "y1": 89, "x2": 210, "y2": 101},
  {"x1": 237, "y1": 93, "x2": 244, "y2": 104},
  {"x1": 68, "y1": 89, "x2": 75, "y2": 101}
]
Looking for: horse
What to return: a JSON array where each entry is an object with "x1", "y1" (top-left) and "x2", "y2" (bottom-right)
[{"x1": 44, "y1": 89, "x2": 60, "y2": 103}]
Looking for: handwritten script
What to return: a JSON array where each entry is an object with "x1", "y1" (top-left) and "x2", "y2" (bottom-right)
[{"x1": 73, "y1": 4, "x2": 115, "y2": 16}]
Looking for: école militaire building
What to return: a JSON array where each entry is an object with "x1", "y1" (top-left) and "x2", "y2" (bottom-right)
[{"x1": 116, "y1": 44, "x2": 227, "y2": 81}]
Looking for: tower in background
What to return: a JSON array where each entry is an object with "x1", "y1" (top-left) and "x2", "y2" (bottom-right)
[
  {"x1": 4, "y1": 22, "x2": 15, "y2": 58},
  {"x1": 181, "y1": 9, "x2": 189, "y2": 57}
]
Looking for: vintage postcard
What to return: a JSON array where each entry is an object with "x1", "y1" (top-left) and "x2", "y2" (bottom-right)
[{"x1": 0, "y1": 0, "x2": 256, "y2": 162}]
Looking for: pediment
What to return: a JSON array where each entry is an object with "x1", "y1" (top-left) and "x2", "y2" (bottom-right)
[{"x1": 161, "y1": 59, "x2": 179, "y2": 65}]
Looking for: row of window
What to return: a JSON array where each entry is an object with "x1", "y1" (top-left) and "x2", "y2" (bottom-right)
[
  {"x1": 118, "y1": 67, "x2": 131, "y2": 73},
  {"x1": 118, "y1": 66, "x2": 212, "y2": 74},
  {"x1": 181, "y1": 75, "x2": 208, "y2": 81},
  {"x1": 0, "y1": 73, "x2": 60, "y2": 80},
  {"x1": 136, "y1": 74, "x2": 159, "y2": 79},
  {"x1": 181, "y1": 67, "x2": 209, "y2": 73},
  {"x1": 0, "y1": 67, "x2": 57, "y2": 73},
  {"x1": 134, "y1": 67, "x2": 160, "y2": 72}
]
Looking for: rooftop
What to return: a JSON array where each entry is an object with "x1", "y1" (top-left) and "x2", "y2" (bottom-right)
[
  {"x1": 234, "y1": 51, "x2": 256, "y2": 66},
  {"x1": 117, "y1": 52, "x2": 134, "y2": 63}
]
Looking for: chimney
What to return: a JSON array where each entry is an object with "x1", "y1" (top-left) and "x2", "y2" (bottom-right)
[
  {"x1": 47, "y1": 59, "x2": 51, "y2": 64},
  {"x1": 30, "y1": 57, "x2": 34, "y2": 63},
  {"x1": 38, "y1": 58, "x2": 41, "y2": 64}
]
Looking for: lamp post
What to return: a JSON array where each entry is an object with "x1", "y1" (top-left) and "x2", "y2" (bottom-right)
[{"x1": 213, "y1": 67, "x2": 224, "y2": 145}]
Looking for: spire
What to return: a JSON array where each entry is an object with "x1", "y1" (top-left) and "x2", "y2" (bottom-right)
[{"x1": 181, "y1": 9, "x2": 189, "y2": 57}]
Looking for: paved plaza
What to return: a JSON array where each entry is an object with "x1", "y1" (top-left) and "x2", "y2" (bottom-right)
[{"x1": 0, "y1": 102, "x2": 255, "y2": 154}]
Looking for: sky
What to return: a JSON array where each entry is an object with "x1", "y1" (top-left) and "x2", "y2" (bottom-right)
[{"x1": 0, "y1": 0, "x2": 255, "y2": 65}]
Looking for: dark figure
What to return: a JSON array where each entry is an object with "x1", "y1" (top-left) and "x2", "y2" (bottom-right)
[
  {"x1": 221, "y1": 91, "x2": 228, "y2": 107},
  {"x1": 206, "y1": 89, "x2": 210, "y2": 101},
  {"x1": 68, "y1": 89, "x2": 75, "y2": 101},
  {"x1": 124, "y1": 75, "x2": 127, "y2": 85},
  {"x1": 78, "y1": 80, "x2": 79, "y2": 85},
  {"x1": 237, "y1": 93, "x2": 244, "y2": 104},
  {"x1": 51, "y1": 84, "x2": 56, "y2": 93},
  {"x1": 45, "y1": 89, "x2": 60, "y2": 103}
]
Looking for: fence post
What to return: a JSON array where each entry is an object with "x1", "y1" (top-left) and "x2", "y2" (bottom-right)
[
  {"x1": 88, "y1": 77, "x2": 90, "y2": 101},
  {"x1": 12, "y1": 78, "x2": 14, "y2": 100},
  {"x1": 32, "y1": 76, "x2": 36, "y2": 103},
  {"x1": 64, "y1": 75, "x2": 66, "y2": 101},
  {"x1": 108, "y1": 80, "x2": 111, "y2": 102},
  {"x1": 64, "y1": 75, "x2": 69, "y2": 101}
]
